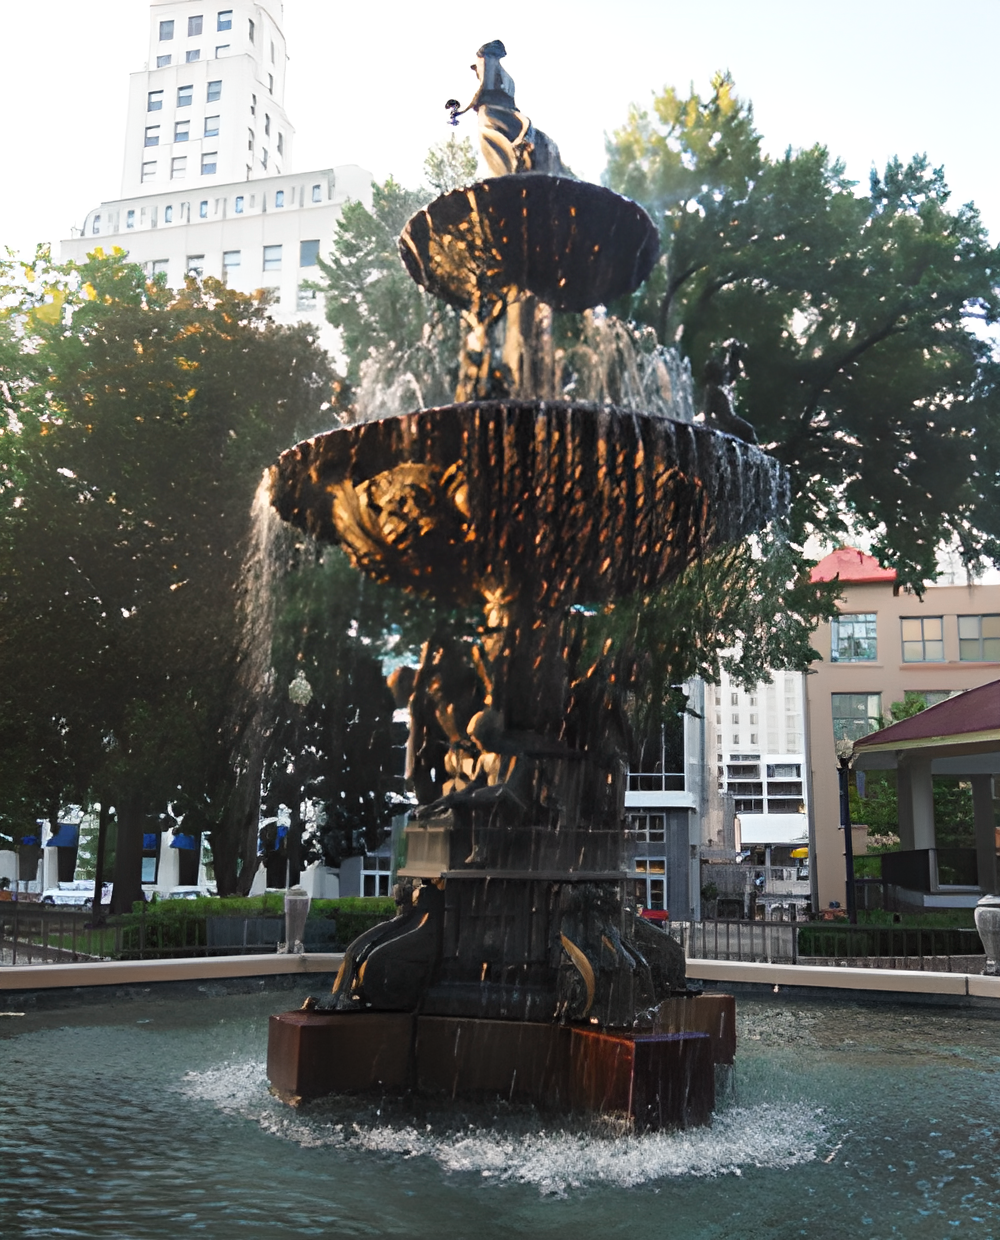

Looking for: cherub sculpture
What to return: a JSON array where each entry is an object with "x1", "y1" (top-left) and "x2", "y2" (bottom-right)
[
  {"x1": 446, "y1": 40, "x2": 563, "y2": 177},
  {"x1": 702, "y1": 340, "x2": 758, "y2": 444}
]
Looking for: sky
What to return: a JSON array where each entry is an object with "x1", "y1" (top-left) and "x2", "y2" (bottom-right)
[{"x1": 0, "y1": 0, "x2": 998, "y2": 260}]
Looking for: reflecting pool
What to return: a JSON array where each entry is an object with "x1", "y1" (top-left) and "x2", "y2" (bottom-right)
[{"x1": 3, "y1": 986, "x2": 1000, "y2": 1238}]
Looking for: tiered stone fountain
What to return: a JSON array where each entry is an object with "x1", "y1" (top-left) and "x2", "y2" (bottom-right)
[{"x1": 267, "y1": 41, "x2": 787, "y2": 1130}]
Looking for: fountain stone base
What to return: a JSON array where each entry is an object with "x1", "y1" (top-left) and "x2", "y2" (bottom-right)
[{"x1": 267, "y1": 993, "x2": 733, "y2": 1131}]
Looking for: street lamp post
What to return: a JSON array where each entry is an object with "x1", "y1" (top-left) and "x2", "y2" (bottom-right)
[{"x1": 836, "y1": 742, "x2": 858, "y2": 925}]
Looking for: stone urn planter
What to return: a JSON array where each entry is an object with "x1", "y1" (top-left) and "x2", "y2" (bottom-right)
[
  {"x1": 974, "y1": 894, "x2": 1000, "y2": 975},
  {"x1": 281, "y1": 887, "x2": 311, "y2": 955}
]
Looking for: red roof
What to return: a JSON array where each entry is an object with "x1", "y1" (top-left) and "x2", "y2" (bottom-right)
[
  {"x1": 853, "y1": 680, "x2": 1000, "y2": 750},
  {"x1": 810, "y1": 547, "x2": 897, "y2": 585}
]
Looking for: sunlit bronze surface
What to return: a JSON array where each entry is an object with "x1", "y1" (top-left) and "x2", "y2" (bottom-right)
[
  {"x1": 399, "y1": 177, "x2": 659, "y2": 314},
  {"x1": 271, "y1": 400, "x2": 787, "y2": 611}
]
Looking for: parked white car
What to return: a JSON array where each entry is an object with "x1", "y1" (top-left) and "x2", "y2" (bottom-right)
[
  {"x1": 163, "y1": 885, "x2": 215, "y2": 900},
  {"x1": 40, "y1": 880, "x2": 112, "y2": 908}
]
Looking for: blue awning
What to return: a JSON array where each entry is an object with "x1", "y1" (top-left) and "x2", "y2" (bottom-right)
[
  {"x1": 170, "y1": 833, "x2": 198, "y2": 850},
  {"x1": 142, "y1": 833, "x2": 159, "y2": 850},
  {"x1": 45, "y1": 823, "x2": 79, "y2": 848},
  {"x1": 21, "y1": 835, "x2": 39, "y2": 847}
]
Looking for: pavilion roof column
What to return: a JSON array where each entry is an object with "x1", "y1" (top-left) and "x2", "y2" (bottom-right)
[
  {"x1": 903, "y1": 754, "x2": 936, "y2": 853},
  {"x1": 972, "y1": 775, "x2": 998, "y2": 895}
]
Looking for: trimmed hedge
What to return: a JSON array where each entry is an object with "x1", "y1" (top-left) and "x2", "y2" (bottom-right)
[{"x1": 116, "y1": 894, "x2": 397, "y2": 957}]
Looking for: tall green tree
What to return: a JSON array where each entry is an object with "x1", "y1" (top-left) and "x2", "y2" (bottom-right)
[
  {"x1": 605, "y1": 72, "x2": 1000, "y2": 589},
  {"x1": 0, "y1": 247, "x2": 335, "y2": 903}
]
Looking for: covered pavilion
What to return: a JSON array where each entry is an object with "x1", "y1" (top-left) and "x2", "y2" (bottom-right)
[{"x1": 852, "y1": 680, "x2": 1000, "y2": 907}]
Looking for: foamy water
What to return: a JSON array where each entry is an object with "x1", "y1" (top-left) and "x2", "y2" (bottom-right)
[{"x1": 180, "y1": 1059, "x2": 828, "y2": 1195}]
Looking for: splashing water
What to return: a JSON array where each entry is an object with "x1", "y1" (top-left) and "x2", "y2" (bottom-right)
[
  {"x1": 561, "y1": 311, "x2": 696, "y2": 421},
  {"x1": 180, "y1": 1058, "x2": 826, "y2": 1195}
]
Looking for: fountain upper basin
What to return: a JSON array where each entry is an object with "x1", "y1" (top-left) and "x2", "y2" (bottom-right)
[{"x1": 270, "y1": 401, "x2": 788, "y2": 609}]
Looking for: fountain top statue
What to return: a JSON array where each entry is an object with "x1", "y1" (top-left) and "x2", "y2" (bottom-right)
[{"x1": 446, "y1": 39, "x2": 563, "y2": 176}]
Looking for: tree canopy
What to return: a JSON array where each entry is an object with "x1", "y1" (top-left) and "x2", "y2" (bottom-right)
[
  {"x1": 0, "y1": 247, "x2": 335, "y2": 900},
  {"x1": 605, "y1": 72, "x2": 1000, "y2": 590}
]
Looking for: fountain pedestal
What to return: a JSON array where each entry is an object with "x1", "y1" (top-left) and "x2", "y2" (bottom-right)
[{"x1": 268, "y1": 993, "x2": 733, "y2": 1131}]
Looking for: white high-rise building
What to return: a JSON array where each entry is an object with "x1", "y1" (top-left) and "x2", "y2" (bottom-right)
[{"x1": 61, "y1": 1, "x2": 372, "y2": 350}]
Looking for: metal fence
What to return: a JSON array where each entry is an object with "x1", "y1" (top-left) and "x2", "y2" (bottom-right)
[
  {"x1": 0, "y1": 905, "x2": 307, "y2": 966},
  {"x1": 664, "y1": 918, "x2": 799, "y2": 964},
  {"x1": 0, "y1": 906, "x2": 116, "y2": 966}
]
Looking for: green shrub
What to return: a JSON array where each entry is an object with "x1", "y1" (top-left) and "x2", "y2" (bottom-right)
[{"x1": 114, "y1": 893, "x2": 397, "y2": 956}]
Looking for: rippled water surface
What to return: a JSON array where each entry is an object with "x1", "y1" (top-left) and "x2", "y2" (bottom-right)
[{"x1": 3, "y1": 987, "x2": 1000, "y2": 1239}]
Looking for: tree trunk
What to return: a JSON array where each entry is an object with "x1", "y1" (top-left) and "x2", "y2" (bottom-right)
[{"x1": 109, "y1": 791, "x2": 145, "y2": 914}]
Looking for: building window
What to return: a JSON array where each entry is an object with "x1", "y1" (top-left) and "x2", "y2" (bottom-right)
[
  {"x1": 958, "y1": 614, "x2": 1000, "y2": 662},
  {"x1": 144, "y1": 125, "x2": 160, "y2": 146},
  {"x1": 171, "y1": 156, "x2": 187, "y2": 179},
  {"x1": 187, "y1": 255, "x2": 205, "y2": 277},
  {"x1": 268, "y1": 73, "x2": 274, "y2": 93},
  {"x1": 901, "y1": 616, "x2": 944, "y2": 663},
  {"x1": 274, "y1": 190, "x2": 284, "y2": 207},
  {"x1": 223, "y1": 250, "x2": 241, "y2": 269},
  {"x1": 91, "y1": 215, "x2": 100, "y2": 235},
  {"x1": 311, "y1": 183, "x2": 321, "y2": 202},
  {"x1": 126, "y1": 209, "x2": 135, "y2": 228},
  {"x1": 151, "y1": 259, "x2": 169, "y2": 276},
  {"x1": 188, "y1": 15, "x2": 203, "y2": 36},
  {"x1": 247, "y1": 128, "x2": 254, "y2": 151},
  {"x1": 251, "y1": 93, "x2": 256, "y2": 116},
  {"x1": 177, "y1": 84, "x2": 193, "y2": 107},
  {"x1": 263, "y1": 245, "x2": 282, "y2": 270},
  {"x1": 201, "y1": 152, "x2": 218, "y2": 175},
  {"x1": 261, "y1": 148, "x2": 268, "y2": 168},
  {"x1": 731, "y1": 714, "x2": 739, "y2": 726},
  {"x1": 732, "y1": 734, "x2": 739, "y2": 747},
  {"x1": 299, "y1": 239, "x2": 320, "y2": 267},
  {"x1": 207, "y1": 80, "x2": 222, "y2": 102},
  {"x1": 277, "y1": 131, "x2": 284, "y2": 156},
  {"x1": 248, "y1": 18, "x2": 255, "y2": 41},
  {"x1": 270, "y1": 39, "x2": 275, "y2": 62},
  {"x1": 264, "y1": 113, "x2": 271, "y2": 136},
  {"x1": 235, "y1": 195, "x2": 244, "y2": 213},
  {"x1": 215, "y1": 44, "x2": 229, "y2": 56},
  {"x1": 159, "y1": 19, "x2": 174, "y2": 40},
  {"x1": 164, "y1": 205, "x2": 173, "y2": 223},
  {"x1": 831, "y1": 613, "x2": 877, "y2": 662},
  {"x1": 156, "y1": 54, "x2": 172, "y2": 67},
  {"x1": 148, "y1": 90, "x2": 163, "y2": 111},
  {"x1": 186, "y1": 49, "x2": 201, "y2": 62},
  {"x1": 296, "y1": 287, "x2": 318, "y2": 311},
  {"x1": 626, "y1": 813, "x2": 666, "y2": 844},
  {"x1": 204, "y1": 115, "x2": 220, "y2": 136},
  {"x1": 141, "y1": 160, "x2": 157, "y2": 182},
  {"x1": 832, "y1": 692, "x2": 882, "y2": 743},
  {"x1": 199, "y1": 200, "x2": 209, "y2": 218},
  {"x1": 217, "y1": 10, "x2": 233, "y2": 31},
  {"x1": 174, "y1": 120, "x2": 190, "y2": 142}
]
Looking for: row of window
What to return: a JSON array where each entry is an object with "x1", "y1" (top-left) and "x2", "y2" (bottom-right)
[
  {"x1": 143, "y1": 153, "x2": 218, "y2": 180},
  {"x1": 146, "y1": 118, "x2": 220, "y2": 144},
  {"x1": 159, "y1": 12, "x2": 233, "y2": 39},
  {"x1": 92, "y1": 185, "x2": 328, "y2": 235},
  {"x1": 147, "y1": 241, "x2": 323, "y2": 276},
  {"x1": 156, "y1": 46, "x2": 233, "y2": 64},
  {"x1": 830, "y1": 689, "x2": 954, "y2": 742},
  {"x1": 149, "y1": 82, "x2": 222, "y2": 109},
  {"x1": 831, "y1": 612, "x2": 1000, "y2": 664}
]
